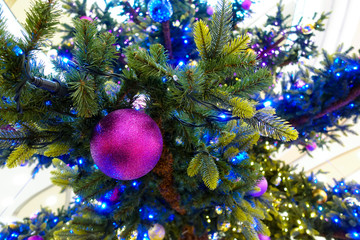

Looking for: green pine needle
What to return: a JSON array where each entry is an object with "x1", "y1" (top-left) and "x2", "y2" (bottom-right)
[
  {"x1": 222, "y1": 35, "x2": 250, "y2": 57},
  {"x1": 200, "y1": 156, "x2": 219, "y2": 190},
  {"x1": 245, "y1": 111, "x2": 299, "y2": 141},
  {"x1": 209, "y1": 0, "x2": 232, "y2": 58},
  {"x1": 187, "y1": 153, "x2": 203, "y2": 177},
  {"x1": 6, "y1": 145, "x2": 36, "y2": 168},
  {"x1": 193, "y1": 20, "x2": 211, "y2": 59},
  {"x1": 23, "y1": 0, "x2": 61, "y2": 52},
  {"x1": 230, "y1": 97, "x2": 256, "y2": 119}
]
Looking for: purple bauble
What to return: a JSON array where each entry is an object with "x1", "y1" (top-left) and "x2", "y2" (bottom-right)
[
  {"x1": 28, "y1": 236, "x2": 44, "y2": 240},
  {"x1": 90, "y1": 109, "x2": 163, "y2": 180},
  {"x1": 80, "y1": 16, "x2": 93, "y2": 22},
  {"x1": 258, "y1": 233, "x2": 271, "y2": 240},
  {"x1": 306, "y1": 142, "x2": 317, "y2": 151},
  {"x1": 206, "y1": 6, "x2": 214, "y2": 15},
  {"x1": 241, "y1": 0, "x2": 252, "y2": 10},
  {"x1": 248, "y1": 177, "x2": 268, "y2": 197}
]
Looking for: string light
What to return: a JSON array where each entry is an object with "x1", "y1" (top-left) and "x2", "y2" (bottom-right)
[{"x1": 263, "y1": 100, "x2": 272, "y2": 107}]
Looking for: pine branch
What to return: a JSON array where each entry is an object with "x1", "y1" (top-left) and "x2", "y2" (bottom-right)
[
  {"x1": 43, "y1": 143, "x2": 70, "y2": 157},
  {"x1": 187, "y1": 153, "x2": 202, "y2": 177},
  {"x1": 229, "y1": 97, "x2": 256, "y2": 119},
  {"x1": 233, "y1": 124, "x2": 260, "y2": 152},
  {"x1": 290, "y1": 84, "x2": 360, "y2": 127},
  {"x1": 193, "y1": 20, "x2": 211, "y2": 59},
  {"x1": 245, "y1": 111, "x2": 298, "y2": 141},
  {"x1": 125, "y1": 45, "x2": 170, "y2": 78},
  {"x1": 69, "y1": 78, "x2": 98, "y2": 118},
  {"x1": 222, "y1": 34, "x2": 250, "y2": 57},
  {"x1": 72, "y1": 171, "x2": 116, "y2": 200},
  {"x1": 231, "y1": 68, "x2": 273, "y2": 96},
  {"x1": 209, "y1": 0, "x2": 232, "y2": 59},
  {"x1": 23, "y1": 0, "x2": 61, "y2": 53},
  {"x1": 0, "y1": 128, "x2": 28, "y2": 149},
  {"x1": 6, "y1": 144, "x2": 37, "y2": 168},
  {"x1": 51, "y1": 158, "x2": 78, "y2": 190}
]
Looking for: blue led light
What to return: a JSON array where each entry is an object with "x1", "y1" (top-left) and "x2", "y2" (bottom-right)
[
  {"x1": 178, "y1": 61, "x2": 184, "y2": 66},
  {"x1": 353, "y1": 232, "x2": 359, "y2": 238},
  {"x1": 101, "y1": 202, "x2": 107, "y2": 209},
  {"x1": 219, "y1": 113, "x2": 227, "y2": 119},
  {"x1": 232, "y1": 151, "x2": 249, "y2": 164},
  {"x1": 355, "y1": 189, "x2": 359, "y2": 194},
  {"x1": 62, "y1": 57, "x2": 69, "y2": 63},
  {"x1": 184, "y1": 27, "x2": 189, "y2": 31},
  {"x1": 149, "y1": 214, "x2": 154, "y2": 219},
  {"x1": 12, "y1": 45, "x2": 23, "y2": 56},
  {"x1": 355, "y1": 213, "x2": 358, "y2": 217},
  {"x1": 263, "y1": 100, "x2": 272, "y2": 107},
  {"x1": 184, "y1": 39, "x2": 188, "y2": 44},
  {"x1": 334, "y1": 188, "x2": 339, "y2": 193},
  {"x1": 78, "y1": 158, "x2": 84, "y2": 164},
  {"x1": 340, "y1": 182, "x2": 344, "y2": 186},
  {"x1": 300, "y1": 95, "x2": 304, "y2": 99},
  {"x1": 102, "y1": 110, "x2": 108, "y2": 116},
  {"x1": 132, "y1": 181, "x2": 138, "y2": 187},
  {"x1": 94, "y1": 164, "x2": 99, "y2": 169},
  {"x1": 354, "y1": 66, "x2": 358, "y2": 70},
  {"x1": 286, "y1": 94, "x2": 290, "y2": 99},
  {"x1": 54, "y1": 218, "x2": 58, "y2": 223},
  {"x1": 162, "y1": 77, "x2": 167, "y2": 83},
  {"x1": 318, "y1": 206, "x2": 323, "y2": 211},
  {"x1": 11, "y1": 233, "x2": 19, "y2": 237},
  {"x1": 333, "y1": 217, "x2": 339, "y2": 223},
  {"x1": 350, "y1": 103, "x2": 355, "y2": 108},
  {"x1": 45, "y1": 100, "x2": 52, "y2": 106},
  {"x1": 75, "y1": 197, "x2": 81, "y2": 203},
  {"x1": 336, "y1": 73, "x2": 341, "y2": 77}
]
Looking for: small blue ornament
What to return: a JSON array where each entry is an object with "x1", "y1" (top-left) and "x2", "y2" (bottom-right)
[{"x1": 148, "y1": 0, "x2": 173, "y2": 22}]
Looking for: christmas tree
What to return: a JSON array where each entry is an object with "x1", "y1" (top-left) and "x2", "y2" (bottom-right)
[
  {"x1": 0, "y1": 0, "x2": 299, "y2": 239},
  {"x1": 1, "y1": 0, "x2": 360, "y2": 240}
]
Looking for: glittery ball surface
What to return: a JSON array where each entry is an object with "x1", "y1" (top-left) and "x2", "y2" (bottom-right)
[
  {"x1": 90, "y1": 109, "x2": 163, "y2": 180},
  {"x1": 148, "y1": 224, "x2": 166, "y2": 240},
  {"x1": 258, "y1": 233, "x2": 271, "y2": 240},
  {"x1": 28, "y1": 236, "x2": 44, "y2": 240},
  {"x1": 241, "y1": 0, "x2": 252, "y2": 10},
  {"x1": 248, "y1": 177, "x2": 268, "y2": 197},
  {"x1": 148, "y1": 0, "x2": 173, "y2": 22}
]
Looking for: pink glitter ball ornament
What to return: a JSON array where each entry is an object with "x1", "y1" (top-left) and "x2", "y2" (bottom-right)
[
  {"x1": 80, "y1": 16, "x2": 93, "y2": 22},
  {"x1": 248, "y1": 177, "x2": 268, "y2": 197},
  {"x1": 306, "y1": 142, "x2": 317, "y2": 151},
  {"x1": 241, "y1": 0, "x2": 252, "y2": 10},
  {"x1": 258, "y1": 233, "x2": 271, "y2": 240},
  {"x1": 28, "y1": 236, "x2": 44, "y2": 240},
  {"x1": 90, "y1": 109, "x2": 163, "y2": 180},
  {"x1": 206, "y1": 6, "x2": 214, "y2": 15}
]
